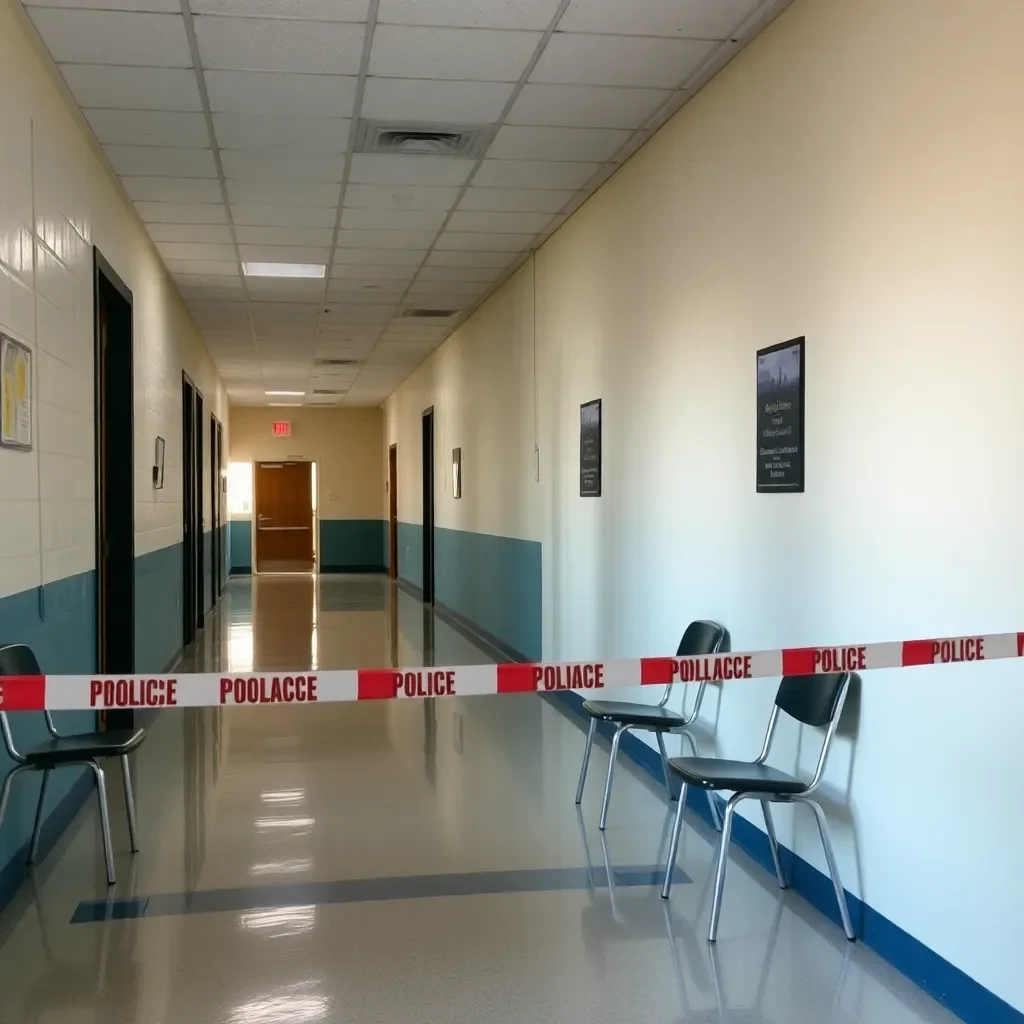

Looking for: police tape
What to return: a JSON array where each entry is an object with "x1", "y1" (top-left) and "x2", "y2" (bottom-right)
[{"x1": 0, "y1": 631, "x2": 1019, "y2": 712}]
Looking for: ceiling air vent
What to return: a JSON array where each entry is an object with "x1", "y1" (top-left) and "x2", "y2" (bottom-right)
[
  {"x1": 314, "y1": 358, "x2": 358, "y2": 366},
  {"x1": 312, "y1": 389, "x2": 342, "y2": 395},
  {"x1": 401, "y1": 309, "x2": 458, "y2": 319},
  {"x1": 355, "y1": 120, "x2": 491, "y2": 159}
]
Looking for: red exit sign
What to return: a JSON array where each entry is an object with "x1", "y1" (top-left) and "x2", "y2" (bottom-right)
[{"x1": 271, "y1": 421, "x2": 291, "y2": 437}]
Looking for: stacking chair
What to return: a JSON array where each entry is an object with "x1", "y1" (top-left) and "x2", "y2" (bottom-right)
[
  {"x1": 575, "y1": 620, "x2": 730, "y2": 831},
  {"x1": 661, "y1": 671, "x2": 855, "y2": 944},
  {"x1": 0, "y1": 643, "x2": 145, "y2": 886}
]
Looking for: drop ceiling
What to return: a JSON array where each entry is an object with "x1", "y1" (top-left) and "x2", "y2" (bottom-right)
[{"x1": 24, "y1": 0, "x2": 791, "y2": 407}]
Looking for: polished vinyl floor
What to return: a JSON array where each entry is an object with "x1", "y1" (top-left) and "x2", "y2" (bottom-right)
[{"x1": 0, "y1": 575, "x2": 959, "y2": 1023}]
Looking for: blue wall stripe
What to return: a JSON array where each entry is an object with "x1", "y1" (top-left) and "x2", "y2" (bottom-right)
[
  {"x1": 134, "y1": 543, "x2": 183, "y2": 674},
  {"x1": 319, "y1": 519, "x2": 386, "y2": 572},
  {"x1": 229, "y1": 519, "x2": 252, "y2": 574},
  {"x1": 548, "y1": 690, "x2": 1024, "y2": 1024},
  {"x1": 397, "y1": 521, "x2": 422, "y2": 590}
]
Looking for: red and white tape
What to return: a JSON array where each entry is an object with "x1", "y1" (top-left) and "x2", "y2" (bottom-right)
[{"x1": 0, "y1": 632, "x2": 1018, "y2": 712}]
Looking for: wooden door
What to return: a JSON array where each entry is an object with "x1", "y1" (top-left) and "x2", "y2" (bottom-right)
[
  {"x1": 388, "y1": 444, "x2": 398, "y2": 579},
  {"x1": 255, "y1": 461, "x2": 314, "y2": 573}
]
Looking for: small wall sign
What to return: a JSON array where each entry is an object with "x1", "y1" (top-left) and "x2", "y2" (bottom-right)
[
  {"x1": 452, "y1": 447, "x2": 462, "y2": 498},
  {"x1": 580, "y1": 399, "x2": 602, "y2": 497},
  {"x1": 271, "y1": 420, "x2": 292, "y2": 437},
  {"x1": 756, "y1": 337, "x2": 805, "y2": 492}
]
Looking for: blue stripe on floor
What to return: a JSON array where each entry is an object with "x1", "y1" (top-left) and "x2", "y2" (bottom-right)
[{"x1": 71, "y1": 864, "x2": 689, "y2": 923}]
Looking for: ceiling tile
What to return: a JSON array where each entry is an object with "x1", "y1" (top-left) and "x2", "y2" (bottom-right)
[
  {"x1": 28, "y1": 9, "x2": 191, "y2": 67},
  {"x1": 434, "y1": 232, "x2": 533, "y2": 251},
  {"x1": 367, "y1": 342, "x2": 435, "y2": 366},
  {"x1": 227, "y1": 180, "x2": 341, "y2": 206},
  {"x1": 377, "y1": 0, "x2": 561, "y2": 29},
  {"x1": 174, "y1": 273, "x2": 245, "y2": 290},
  {"x1": 195, "y1": 16, "x2": 365, "y2": 73},
  {"x1": 204, "y1": 70, "x2": 359, "y2": 116},
  {"x1": 507, "y1": 83, "x2": 671, "y2": 129},
  {"x1": 361, "y1": 78, "x2": 514, "y2": 123},
  {"x1": 339, "y1": 208, "x2": 446, "y2": 231},
  {"x1": 157, "y1": 240, "x2": 237, "y2": 260},
  {"x1": 349, "y1": 154, "x2": 473, "y2": 187},
  {"x1": 343, "y1": 183, "x2": 460, "y2": 212},
  {"x1": 147, "y1": 223, "x2": 234, "y2": 243},
  {"x1": 414, "y1": 265, "x2": 500, "y2": 282},
  {"x1": 406, "y1": 280, "x2": 486, "y2": 296},
  {"x1": 238, "y1": 244, "x2": 331, "y2": 263},
  {"x1": 220, "y1": 150, "x2": 345, "y2": 182},
  {"x1": 530, "y1": 34, "x2": 717, "y2": 88},
  {"x1": 368, "y1": 25, "x2": 540, "y2": 82},
  {"x1": 179, "y1": 287, "x2": 246, "y2": 301},
  {"x1": 135, "y1": 201, "x2": 228, "y2": 223},
  {"x1": 487, "y1": 124, "x2": 630, "y2": 162},
  {"x1": 24, "y1": 0, "x2": 179, "y2": 9},
  {"x1": 336, "y1": 229, "x2": 437, "y2": 249},
  {"x1": 331, "y1": 264, "x2": 416, "y2": 281},
  {"x1": 122, "y1": 176, "x2": 224, "y2": 201},
  {"x1": 84, "y1": 108, "x2": 209, "y2": 147},
  {"x1": 425, "y1": 249, "x2": 513, "y2": 268},
  {"x1": 445, "y1": 210, "x2": 550, "y2": 233},
  {"x1": 231, "y1": 205, "x2": 337, "y2": 227},
  {"x1": 458, "y1": 186, "x2": 574, "y2": 213},
  {"x1": 325, "y1": 285, "x2": 407, "y2": 303},
  {"x1": 163, "y1": 259, "x2": 240, "y2": 275},
  {"x1": 59, "y1": 65, "x2": 201, "y2": 111},
  {"x1": 333, "y1": 248, "x2": 427, "y2": 266},
  {"x1": 557, "y1": 0, "x2": 759, "y2": 38},
  {"x1": 235, "y1": 225, "x2": 335, "y2": 245},
  {"x1": 190, "y1": 0, "x2": 369, "y2": 19},
  {"x1": 104, "y1": 145, "x2": 216, "y2": 177},
  {"x1": 473, "y1": 158, "x2": 598, "y2": 189},
  {"x1": 212, "y1": 114, "x2": 350, "y2": 152}
]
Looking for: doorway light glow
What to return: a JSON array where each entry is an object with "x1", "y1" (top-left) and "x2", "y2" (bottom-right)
[{"x1": 243, "y1": 262, "x2": 325, "y2": 279}]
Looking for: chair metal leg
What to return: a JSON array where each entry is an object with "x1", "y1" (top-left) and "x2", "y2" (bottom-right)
[
  {"x1": 656, "y1": 731, "x2": 675, "y2": 801},
  {"x1": 761, "y1": 800, "x2": 787, "y2": 889},
  {"x1": 121, "y1": 754, "x2": 139, "y2": 853},
  {"x1": 89, "y1": 762, "x2": 117, "y2": 886},
  {"x1": 660, "y1": 782, "x2": 688, "y2": 898},
  {"x1": 28, "y1": 768, "x2": 51, "y2": 864},
  {"x1": 801, "y1": 797, "x2": 855, "y2": 940},
  {"x1": 575, "y1": 718, "x2": 597, "y2": 805},
  {"x1": 709, "y1": 793, "x2": 744, "y2": 942},
  {"x1": 598, "y1": 724, "x2": 628, "y2": 831}
]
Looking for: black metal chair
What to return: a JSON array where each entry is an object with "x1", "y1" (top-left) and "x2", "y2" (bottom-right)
[
  {"x1": 661, "y1": 670, "x2": 855, "y2": 944},
  {"x1": 575, "y1": 620, "x2": 730, "y2": 831},
  {"x1": 0, "y1": 643, "x2": 145, "y2": 886}
]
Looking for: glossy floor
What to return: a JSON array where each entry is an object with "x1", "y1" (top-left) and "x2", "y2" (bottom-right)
[{"x1": 0, "y1": 575, "x2": 957, "y2": 1023}]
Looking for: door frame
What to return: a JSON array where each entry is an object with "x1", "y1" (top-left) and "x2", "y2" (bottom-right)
[
  {"x1": 388, "y1": 443, "x2": 398, "y2": 579},
  {"x1": 181, "y1": 373, "x2": 197, "y2": 647},
  {"x1": 195, "y1": 389, "x2": 204, "y2": 629},
  {"x1": 211, "y1": 414, "x2": 223, "y2": 599},
  {"x1": 253, "y1": 458, "x2": 317, "y2": 574},
  {"x1": 421, "y1": 407, "x2": 435, "y2": 604}
]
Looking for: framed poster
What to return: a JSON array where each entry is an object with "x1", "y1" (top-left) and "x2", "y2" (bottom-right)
[
  {"x1": 756, "y1": 337, "x2": 805, "y2": 492},
  {"x1": 452, "y1": 447, "x2": 462, "y2": 499},
  {"x1": 1, "y1": 334, "x2": 32, "y2": 450},
  {"x1": 153, "y1": 436, "x2": 166, "y2": 489},
  {"x1": 580, "y1": 399, "x2": 602, "y2": 497}
]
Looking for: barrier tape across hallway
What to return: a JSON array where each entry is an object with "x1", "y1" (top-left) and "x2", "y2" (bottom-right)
[{"x1": 0, "y1": 631, "x2": 1019, "y2": 711}]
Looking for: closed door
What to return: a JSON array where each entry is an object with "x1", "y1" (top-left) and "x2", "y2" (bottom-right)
[{"x1": 255, "y1": 461, "x2": 314, "y2": 573}]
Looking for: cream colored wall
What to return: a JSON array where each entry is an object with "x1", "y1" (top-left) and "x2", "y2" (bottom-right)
[
  {"x1": 385, "y1": 0, "x2": 1024, "y2": 1008},
  {"x1": 229, "y1": 406, "x2": 383, "y2": 521},
  {"x1": 0, "y1": 0, "x2": 227, "y2": 602}
]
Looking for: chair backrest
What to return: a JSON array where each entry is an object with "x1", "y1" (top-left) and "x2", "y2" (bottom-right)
[
  {"x1": 0, "y1": 643, "x2": 43, "y2": 762},
  {"x1": 662, "y1": 620, "x2": 731, "y2": 719}
]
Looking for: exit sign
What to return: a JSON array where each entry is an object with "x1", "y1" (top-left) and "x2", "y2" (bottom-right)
[{"x1": 271, "y1": 421, "x2": 291, "y2": 437}]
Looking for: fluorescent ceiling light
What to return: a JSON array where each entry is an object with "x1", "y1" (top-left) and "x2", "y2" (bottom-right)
[
  {"x1": 243, "y1": 262, "x2": 325, "y2": 279},
  {"x1": 269, "y1": 402, "x2": 302, "y2": 407},
  {"x1": 266, "y1": 390, "x2": 305, "y2": 396}
]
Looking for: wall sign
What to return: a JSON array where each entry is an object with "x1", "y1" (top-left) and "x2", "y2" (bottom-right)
[
  {"x1": 271, "y1": 420, "x2": 291, "y2": 437},
  {"x1": 452, "y1": 447, "x2": 462, "y2": 499},
  {"x1": 756, "y1": 337, "x2": 805, "y2": 493},
  {"x1": 580, "y1": 399, "x2": 602, "y2": 497},
  {"x1": 152, "y1": 436, "x2": 166, "y2": 489},
  {"x1": 1, "y1": 333, "x2": 32, "y2": 450}
]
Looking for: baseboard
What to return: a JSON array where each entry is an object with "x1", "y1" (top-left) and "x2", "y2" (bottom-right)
[
  {"x1": 0, "y1": 769, "x2": 93, "y2": 915},
  {"x1": 433, "y1": 600, "x2": 532, "y2": 665},
  {"x1": 229, "y1": 568, "x2": 251, "y2": 576},
  {"x1": 396, "y1": 576, "x2": 422, "y2": 601},
  {"x1": 548, "y1": 689, "x2": 1021, "y2": 1024},
  {"x1": 319, "y1": 565, "x2": 387, "y2": 575}
]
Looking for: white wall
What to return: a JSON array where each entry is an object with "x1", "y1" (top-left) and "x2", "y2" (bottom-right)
[
  {"x1": 0, "y1": 0, "x2": 227, "y2": 603},
  {"x1": 385, "y1": 0, "x2": 1024, "y2": 1008}
]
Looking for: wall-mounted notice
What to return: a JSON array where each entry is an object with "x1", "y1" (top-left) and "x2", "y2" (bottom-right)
[
  {"x1": 1, "y1": 333, "x2": 32, "y2": 450},
  {"x1": 756, "y1": 337, "x2": 805, "y2": 493},
  {"x1": 452, "y1": 447, "x2": 462, "y2": 499},
  {"x1": 580, "y1": 399, "x2": 602, "y2": 497}
]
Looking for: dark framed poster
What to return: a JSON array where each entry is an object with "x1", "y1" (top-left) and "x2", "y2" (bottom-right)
[
  {"x1": 452, "y1": 446, "x2": 462, "y2": 498},
  {"x1": 580, "y1": 399, "x2": 602, "y2": 497},
  {"x1": 756, "y1": 337, "x2": 805, "y2": 492}
]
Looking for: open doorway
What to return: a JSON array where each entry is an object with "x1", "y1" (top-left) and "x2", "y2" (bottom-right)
[
  {"x1": 254, "y1": 461, "x2": 315, "y2": 573},
  {"x1": 388, "y1": 444, "x2": 398, "y2": 579},
  {"x1": 211, "y1": 415, "x2": 224, "y2": 599},
  {"x1": 421, "y1": 408, "x2": 435, "y2": 603},
  {"x1": 94, "y1": 249, "x2": 135, "y2": 684}
]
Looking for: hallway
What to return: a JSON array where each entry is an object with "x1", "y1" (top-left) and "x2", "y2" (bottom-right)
[{"x1": 0, "y1": 576, "x2": 956, "y2": 1023}]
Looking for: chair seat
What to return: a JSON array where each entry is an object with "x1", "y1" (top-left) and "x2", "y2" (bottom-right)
[
  {"x1": 582, "y1": 700, "x2": 685, "y2": 729},
  {"x1": 666, "y1": 756, "x2": 808, "y2": 795},
  {"x1": 24, "y1": 729, "x2": 146, "y2": 765}
]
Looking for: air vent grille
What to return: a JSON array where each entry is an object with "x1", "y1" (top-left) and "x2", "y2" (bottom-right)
[
  {"x1": 314, "y1": 358, "x2": 358, "y2": 366},
  {"x1": 355, "y1": 120, "x2": 491, "y2": 159},
  {"x1": 312, "y1": 389, "x2": 342, "y2": 395},
  {"x1": 402, "y1": 309, "x2": 458, "y2": 319}
]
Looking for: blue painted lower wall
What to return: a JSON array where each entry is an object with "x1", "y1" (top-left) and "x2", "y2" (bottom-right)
[
  {"x1": 135, "y1": 543, "x2": 183, "y2": 674},
  {"x1": 319, "y1": 519, "x2": 386, "y2": 572},
  {"x1": 397, "y1": 522, "x2": 423, "y2": 590},
  {"x1": 230, "y1": 519, "x2": 252, "y2": 574},
  {"x1": 550, "y1": 691, "x2": 1022, "y2": 1024}
]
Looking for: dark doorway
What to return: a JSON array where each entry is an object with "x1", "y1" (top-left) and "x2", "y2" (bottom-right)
[
  {"x1": 195, "y1": 390, "x2": 204, "y2": 628},
  {"x1": 94, "y1": 249, "x2": 135, "y2": 692},
  {"x1": 421, "y1": 408, "x2": 435, "y2": 603},
  {"x1": 212, "y1": 416, "x2": 224, "y2": 598},
  {"x1": 388, "y1": 444, "x2": 398, "y2": 579},
  {"x1": 182, "y1": 375, "x2": 197, "y2": 647}
]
